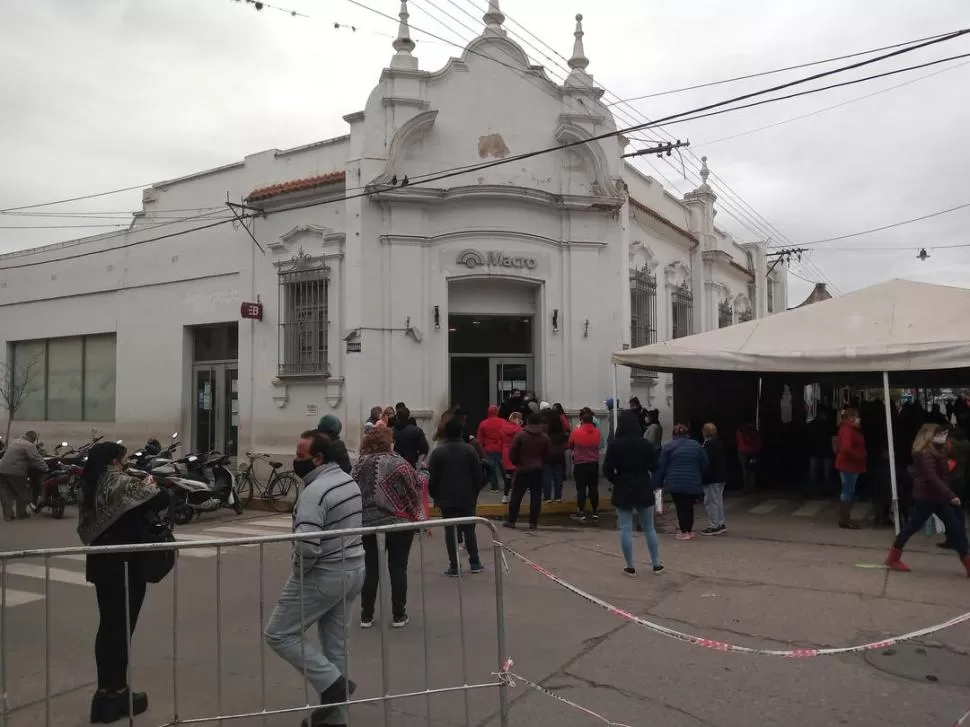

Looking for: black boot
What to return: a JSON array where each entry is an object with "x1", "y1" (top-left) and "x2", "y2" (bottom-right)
[
  {"x1": 301, "y1": 677, "x2": 356, "y2": 727},
  {"x1": 91, "y1": 689, "x2": 148, "y2": 724}
]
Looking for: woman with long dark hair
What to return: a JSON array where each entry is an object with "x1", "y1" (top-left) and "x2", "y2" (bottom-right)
[{"x1": 78, "y1": 442, "x2": 168, "y2": 723}]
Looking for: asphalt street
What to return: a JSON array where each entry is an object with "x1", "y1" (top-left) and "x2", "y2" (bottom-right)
[{"x1": 3, "y1": 502, "x2": 970, "y2": 727}]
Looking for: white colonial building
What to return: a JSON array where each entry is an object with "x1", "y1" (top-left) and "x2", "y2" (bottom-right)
[{"x1": 0, "y1": 1, "x2": 785, "y2": 455}]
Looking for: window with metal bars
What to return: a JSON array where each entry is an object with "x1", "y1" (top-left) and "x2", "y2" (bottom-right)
[
  {"x1": 747, "y1": 282, "x2": 756, "y2": 316},
  {"x1": 718, "y1": 300, "x2": 733, "y2": 328},
  {"x1": 278, "y1": 253, "x2": 330, "y2": 377},
  {"x1": 767, "y1": 278, "x2": 775, "y2": 313},
  {"x1": 738, "y1": 306, "x2": 753, "y2": 323},
  {"x1": 671, "y1": 283, "x2": 693, "y2": 339},
  {"x1": 630, "y1": 267, "x2": 658, "y2": 377}
]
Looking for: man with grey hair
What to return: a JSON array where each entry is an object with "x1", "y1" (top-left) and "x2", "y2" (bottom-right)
[{"x1": 0, "y1": 430, "x2": 46, "y2": 520}]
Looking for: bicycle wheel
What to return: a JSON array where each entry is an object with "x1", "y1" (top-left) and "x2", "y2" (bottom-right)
[
  {"x1": 236, "y1": 469, "x2": 256, "y2": 506},
  {"x1": 268, "y1": 473, "x2": 302, "y2": 513}
]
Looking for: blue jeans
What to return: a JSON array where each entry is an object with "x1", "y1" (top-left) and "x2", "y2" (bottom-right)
[
  {"x1": 265, "y1": 565, "x2": 365, "y2": 722},
  {"x1": 895, "y1": 500, "x2": 968, "y2": 556},
  {"x1": 486, "y1": 452, "x2": 503, "y2": 491},
  {"x1": 617, "y1": 507, "x2": 660, "y2": 569},
  {"x1": 543, "y1": 462, "x2": 564, "y2": 500},
  {"x1": 839, "y1": 471, "x2": 859, "y2": 503}
]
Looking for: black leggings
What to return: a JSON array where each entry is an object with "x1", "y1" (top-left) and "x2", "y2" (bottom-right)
[
  {"x1": 440, "y1": 506, "x2": 480, "y2": 567},
  {"x1": 671, "y1": 493, "x2": 696, "y2": 533},
  {"x1": 94, "y1": 574, "x2": 147, "y2": 690},
  {"x1": 573, "y1": 462, "x2": 600, "y2": 513},
  {"x1": 361, "y1": 530, "x2": 416, "y2": 620}
]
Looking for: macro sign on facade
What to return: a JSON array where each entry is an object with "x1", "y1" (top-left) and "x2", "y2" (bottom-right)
[{"x1": 457, "y1": 249, "x2": 538, "y2": 271}]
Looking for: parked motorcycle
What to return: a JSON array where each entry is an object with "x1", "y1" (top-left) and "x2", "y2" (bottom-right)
[{"x1": 145, "y1": 445, "x2": 242, "y2": 525}]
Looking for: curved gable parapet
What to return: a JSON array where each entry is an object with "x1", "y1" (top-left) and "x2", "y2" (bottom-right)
[
  {"x1": 425, "y1": 35, "x2": 560, "y2": 96},
  {"x1": 369, "y1": 110, "x2": 438, "y2": 187},
  {"x1": 554, "y1": 120, "x2": 619, "y2": 198}
]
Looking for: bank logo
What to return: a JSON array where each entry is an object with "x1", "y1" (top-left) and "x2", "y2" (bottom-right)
[
  {"x1": 457, "y1": 250, "x2": 486, "y2": 268},
  {"x1": 456, "y1": 249, "x2": 538, "y2": 271}
]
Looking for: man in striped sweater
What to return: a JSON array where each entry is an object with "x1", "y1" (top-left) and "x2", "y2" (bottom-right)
[{"x1": 265, "y1": 430, "x2": 364, "y2": 727}]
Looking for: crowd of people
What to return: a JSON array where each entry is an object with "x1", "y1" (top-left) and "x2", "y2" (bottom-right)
[{"x1": 21, "y1": 389, "x2": 970, "y2": 723}]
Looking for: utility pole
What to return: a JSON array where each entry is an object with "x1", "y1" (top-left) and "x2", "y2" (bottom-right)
[
  {"x1": 766, "y1": 247, "x2": 807, "y2": 276},
  {"x1": 621, "y1": 139, "x2": 690, "y2": 159}
]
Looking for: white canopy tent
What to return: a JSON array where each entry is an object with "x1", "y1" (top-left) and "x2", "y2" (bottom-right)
[{"x1": 610, "y1": 279, "x2": 970, "y2": 533}]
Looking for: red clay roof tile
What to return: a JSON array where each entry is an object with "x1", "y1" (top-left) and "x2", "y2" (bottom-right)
[{"x1": 246, "y1": 171, "x2": 346, "y2": 202}]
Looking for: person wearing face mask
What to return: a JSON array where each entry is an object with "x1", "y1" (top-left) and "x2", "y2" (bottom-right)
[
  {"x1": 78, "y1": 442, "x2": 170, "y2": 723},
  {"x1": 834, "y1": 408, "x2": 866, "y2": 529},
  {"x1": 885, "y1": 424, "x2": 970, "y2": 577},
  {"x1": 265, "y1": 431, "x2": 365, "y2": 727}
]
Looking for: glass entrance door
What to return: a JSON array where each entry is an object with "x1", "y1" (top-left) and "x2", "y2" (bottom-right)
[
  {"x1": 491, "y1": 358, "x2": 532, "y2": 407},
  {"x1": 193, "y1": 364, "x2": 237, "y2": 455}
]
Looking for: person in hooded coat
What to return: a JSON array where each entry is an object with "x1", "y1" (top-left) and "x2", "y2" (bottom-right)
[
  {"x1": 506, "y1": 413, "x2": 552, "y2": 530},
  {"x1": 603, "y1": 410, "x2": 663, "y2": 576},
  {"x1": 317, "y1": 415, "x2": 353, "y2": 474}
]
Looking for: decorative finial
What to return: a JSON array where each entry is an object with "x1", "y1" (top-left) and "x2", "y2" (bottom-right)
[
  {"x1": 483, "y1": 0, "x2": 505, "y2": 32},
  {"x1": 392, "y1": 0, "x2": 415, "y2": 55},
  {"x1": 568, "y1": 13, "x2": 589, "y2": 71},
  {"x1": 700, "y1": 155, "x2": 710, "y2": 185}
]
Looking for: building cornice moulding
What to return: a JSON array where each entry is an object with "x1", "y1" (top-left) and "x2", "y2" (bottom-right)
[
  {"x1": 380, "y1": 229, "x2": 606, "y2": 251},
  {"x1": 368, "y1": 184, "x2": 622, "y2": 211}
]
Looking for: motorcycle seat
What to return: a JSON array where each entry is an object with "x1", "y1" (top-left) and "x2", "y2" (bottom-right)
[{"x1": 269, "y1": 461, "x2": 283, "y2": 469}]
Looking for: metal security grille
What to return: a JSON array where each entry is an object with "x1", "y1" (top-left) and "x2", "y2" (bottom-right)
[
  {"x1": 630, "y1": 267, "x2": 658, "y2": 378},
  {"x1": 278, "y1": 252, "x2": 330, "y2": 376},
  {"x1": 671, "y1": 283, "x2": 693, "y2": 339},
  {"x1": 738, "y1": 307, "x2": 753, "y2": 323},
  {"x1": 718, "y1": 301, "x2": 733, "y2": 328},
  {"x1": 767, "y1": 278, "x2": 775, "y2": 313}
]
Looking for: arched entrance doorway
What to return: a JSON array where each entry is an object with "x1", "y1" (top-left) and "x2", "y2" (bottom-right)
[{"x1": 447, "y1": 277, "x2": 539, "y2": 434}]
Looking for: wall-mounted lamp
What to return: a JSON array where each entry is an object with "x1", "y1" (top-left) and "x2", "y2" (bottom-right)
[
  {"x1": 552, "y1": 309, "x2": 559, "y2": 333},
  {"x1": 433, "y1": 305, "x2": 441, "y2": 330},
  {"x1": 583, "y1": 319, "x2": 590, "y2": 338}
]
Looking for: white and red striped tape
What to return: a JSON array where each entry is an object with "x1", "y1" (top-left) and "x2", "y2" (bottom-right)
[{"x1": 497, "y1": 541, "x2": 970, "y2": 658}]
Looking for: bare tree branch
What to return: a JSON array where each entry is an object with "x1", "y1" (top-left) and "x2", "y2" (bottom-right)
[{"x1": 1, "y1": 355, "x2": 42, "y2": 440}]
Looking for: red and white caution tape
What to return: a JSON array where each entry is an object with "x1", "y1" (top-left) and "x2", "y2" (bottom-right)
[
  {"x1": 956, "y1": 706, "x2": 970, "y2": 726},
  {"x1": 495, "y1": 658, "x2": 632, "y2": 727},
  {"x1": 497, "y1": 542, "x2": 970, "y2": 658}
]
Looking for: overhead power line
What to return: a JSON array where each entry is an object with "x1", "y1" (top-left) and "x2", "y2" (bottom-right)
[
  {"x1": 0, "y1": 182, "x2": 151, "y2": 213},
  {"x1": 698, "y1": 58, "x2": 970, "y2": 148},
  {"x1": 3, "y1": 23, "x2": 967, "y2": 269},
  {"x1": 799, "y1": 201, "x2": 970, "y2": 247},
  {"x1": 0, "y1": 217, "x2": 250, "y2": 271},
  {"x1": 609, "y1": 29, "x2": 958, "y2": 104}
]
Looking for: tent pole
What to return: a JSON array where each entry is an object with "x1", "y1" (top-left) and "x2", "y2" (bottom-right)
[
  {"x1": 883, "y1": 371, "x2": 901, "y2": 535},
  {"x1": 756, "y1": 377, "x2": 763, "y2": 430},
  {"x1": 612, "y1": 364, "x2": 619, "y2": 434}
]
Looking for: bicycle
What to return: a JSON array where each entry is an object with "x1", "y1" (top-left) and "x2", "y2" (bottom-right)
[{"x1": 236, "y1": 452, "x2": 304, "y2": 513}]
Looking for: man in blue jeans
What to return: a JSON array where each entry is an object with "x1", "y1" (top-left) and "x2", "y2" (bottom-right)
[
  {"x1": 265, "y1": 431, "x2": 365, "y2": 727},
  {"x1": 476, "y1": 405, "x2": 506, "y2": 493}
]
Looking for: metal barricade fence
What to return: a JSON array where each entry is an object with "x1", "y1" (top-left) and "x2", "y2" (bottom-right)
[{"x1": 0, "y1": 517, "x2": 508, "y2": 727}]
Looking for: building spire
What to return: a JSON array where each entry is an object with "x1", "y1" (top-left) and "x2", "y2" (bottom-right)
[
  {"x1": 483, "y1": 0, "x2": 506, "y2": 35},
  {"x1": 392, "y1": 0, "x2": 415, "y2": 55},
  {"x1": 568, "y1": 14, "x2": 589, "y2": 71}
]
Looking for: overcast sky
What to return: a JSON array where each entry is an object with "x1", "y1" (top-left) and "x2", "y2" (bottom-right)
[{"x1": 1, "y1": 0, "x2": 968, "y2": 303}]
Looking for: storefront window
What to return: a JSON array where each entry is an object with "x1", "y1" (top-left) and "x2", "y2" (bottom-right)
[{"x1": 10, "y1": 335, "x2": 117, "y2": 421}]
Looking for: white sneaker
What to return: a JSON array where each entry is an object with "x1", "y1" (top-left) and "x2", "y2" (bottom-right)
[
  {"x1": 360, "y1": 617, "x2": 374, "y2": 629},
  {"x1": 501, "y1": 495, "x2": 509, "y2": 504}
]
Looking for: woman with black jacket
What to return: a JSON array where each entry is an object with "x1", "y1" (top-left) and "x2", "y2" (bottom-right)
[
  {"x1": 78, "y1": 442, "x2": 170, "y2": 724},
  {"x1": 603, "y1": 410, "x2": 663, "y2": 576},
  {"x1": 701, "y1": 423, "x2": 728, "y2": 535}
]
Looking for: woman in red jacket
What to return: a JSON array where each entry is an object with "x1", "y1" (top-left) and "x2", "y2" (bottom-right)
[
  {"x1": 500, "y1": 413, "x2": 523, "y2": 504},
  {"x1": 834, "y1": 408, "x2": 866, "y2": 529},
  {"x1": 885, "y1": 424, "x2": 970, "y2": 576}
]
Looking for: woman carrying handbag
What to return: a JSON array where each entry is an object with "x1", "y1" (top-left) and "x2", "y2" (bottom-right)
[{"x1": 78, "y1": 442, "x2": 172, "y2": 724}]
